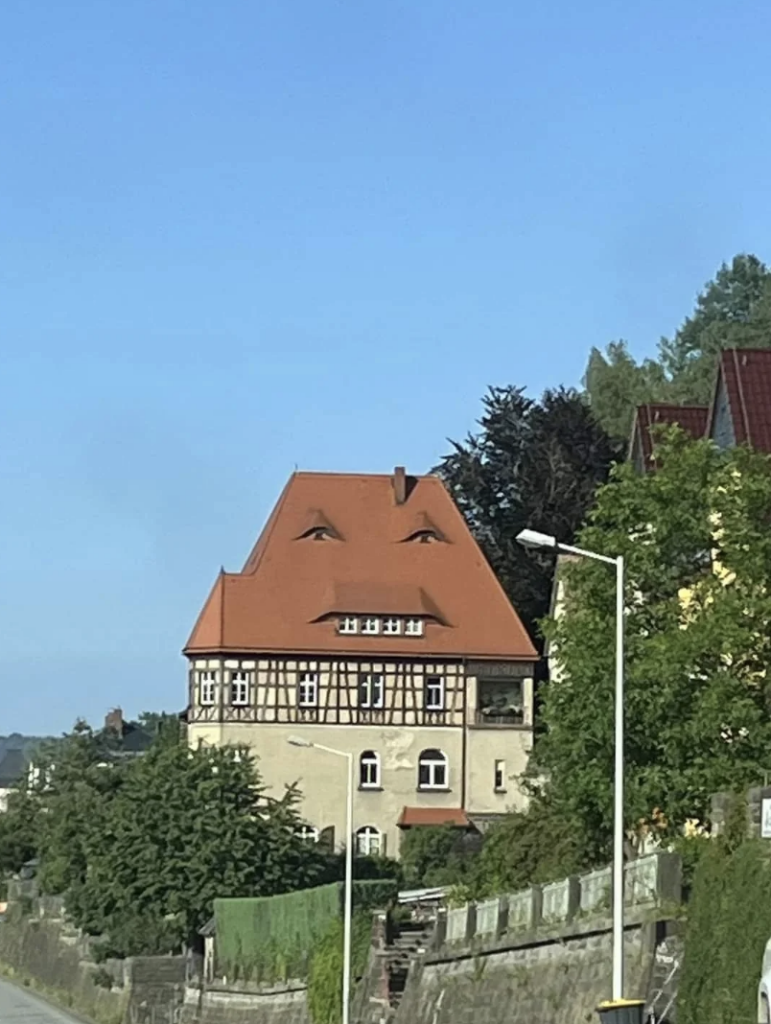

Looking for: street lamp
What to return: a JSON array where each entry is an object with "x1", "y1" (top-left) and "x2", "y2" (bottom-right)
[
  {"x1": 288, "y1": 737, "x2": 354, "y2": 1024},
  {"x1": 517, "y1": 528, "x2": 626, "y2": 1003}
]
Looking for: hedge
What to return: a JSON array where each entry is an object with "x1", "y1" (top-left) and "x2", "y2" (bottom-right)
[
  {"x1": 214, "y1": 878, "x2": 397, "y2": 982},
  {"x1": 679, "y1": 837, "x2": 771, "y2": 1024}
]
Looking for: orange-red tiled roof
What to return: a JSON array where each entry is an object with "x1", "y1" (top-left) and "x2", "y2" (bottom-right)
[
  {"x1": 185, "y1": 472, "x2": 537, "y2": 661},
  {"x1": 712, "y1": 348, "x2": 771, "y2": 452},
  {"x1": 397, "y1": 807, "x2": 470, "y2": 828}
]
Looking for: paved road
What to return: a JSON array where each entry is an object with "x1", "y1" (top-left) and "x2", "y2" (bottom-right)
[{"x1": 0, "y1": 977, "x2": 83, "y2": 1023}]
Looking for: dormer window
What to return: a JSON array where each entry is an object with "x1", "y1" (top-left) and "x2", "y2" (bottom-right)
[
  {"x1": 382, "y1": 617, "x2": 401, "y2": 635},
  {"x1": 412, "y1": 530, "x2": 440, "y2": 544},
  {"x1": 307, "y1": 526, "x2": 334, "y2": 541},
  {"x1": 405, "y1": 618, "x2": 424, "y2": 636},
  {"x1": 339, "y1": 616, "x2": 359, "y2": 634},
  {"x1": 361, "y1": 617, "x2": 380, "y2": 635}
]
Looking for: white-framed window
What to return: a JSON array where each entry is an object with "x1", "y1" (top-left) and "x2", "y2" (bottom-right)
[
  {"x1": 298, "y1": 672, "x2": 318, "y2": 707},
  {"x1": 494, "y1": 760, "x2": 506, "y2": 792},
  {"x1": 359, "y1": 673, "x2": 384, "y2": 709},
  {"x1": 425, "y1": 676, "x2": 444, "y2": 711},
  {"x1": 339, "y1": 616, "x2": 359, "y2": 634},
  {"x1": 359, "y1": 750, "x2": 380, "y2": 789},
  {"x1": 297, "y1": 824, "x2": 319, "y2": 843},
  {"x1": 405, "y1": 618, "x2": 424, "y2": 636},
  {"x1": 382, "y1": 617, "x2": 402, "y2": 635},
  {"x1": 230, "y1": 671, "x2": 249, "y2": 706},
  {"x1": 199, "y1": 671, "x2": 217, "y2": 706},
  {"x1": 355, "y1": 825, "x2": 382, "y2": 857},
  {"x1": 361, "y1": 617, "x2": 380, "y2": 635},
  {"x1": 418, "y1": 748, "x2": 448, "y2": 790}
]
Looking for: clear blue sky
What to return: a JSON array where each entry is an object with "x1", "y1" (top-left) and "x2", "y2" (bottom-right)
[{"x1": 2, "y1": 0, "x2": 770, "y2": 734}]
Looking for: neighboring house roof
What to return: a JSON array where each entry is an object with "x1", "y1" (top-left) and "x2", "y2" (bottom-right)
[
  {"x1": 185, "y1": 470, "x2": 536, "y2": 661},
  {"x1": 708, "y1": 348, "x2": 771, "y2": 452},
  {"x1": 397, "y1": 807, "x2": 470, "y2": 828},
  {"x1": 628, "y1": 404, "x2": 709, "y2": 472},
  {"x1": 0, "y1": 749, "x2": 29, "y2": 789}
]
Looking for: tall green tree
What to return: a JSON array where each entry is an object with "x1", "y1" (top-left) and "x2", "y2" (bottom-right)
[
  {"x1": 584, "y1": 253, "x2": 771, "y2": 441},
  {"x1": 70, "y1": 742, "x2": 328, "y2": 954},
  {"x1": 661, "y1": 254, "x2": 771, "y2": 402},
  {"x1": 538, "y1": 431, "x2": 771, "y2": 864},
  {"x1": 436, "y1": 385, "x2": 619, "y2": 643},
  {"x1": 583, "y1": 341, "x2": 670, "y2": 443}
]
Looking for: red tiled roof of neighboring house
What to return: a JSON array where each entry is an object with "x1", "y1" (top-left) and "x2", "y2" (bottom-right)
[
  {"x1": 711, "y1": 348, "x2": 771, "y2": 452},
  {"x1": 397, "y1": 807, "x2": 470, "y2": 828},
  {"x1": 185, "y1": 471, "x2": 537, "y2": 661},
  {"x1": 629, "y1": 404, "x2": 709, "y2": 470}
]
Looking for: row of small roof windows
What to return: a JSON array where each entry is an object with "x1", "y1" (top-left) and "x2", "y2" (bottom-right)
[
  {"x1": 196, "y1": 670, "x2": 446, "y2": 711},
  {"x1": 338, "y1": 616, "x2": 424, "y2": 636}
]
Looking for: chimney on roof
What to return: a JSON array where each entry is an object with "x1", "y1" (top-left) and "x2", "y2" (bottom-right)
[
  {"x1": 105, "y1": 708, "x2": 123, "y2": 735},
  {"x1": 393, "y1": 466, "x2": 407, "y2": 505}
]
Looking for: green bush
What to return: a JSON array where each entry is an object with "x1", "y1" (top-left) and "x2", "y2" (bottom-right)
[
  {"x1": 214, "y1": 879, "x2": 396, "y2": 982},
  {"x1": 679, "y1": 837, "x2": 771, "y2": 1024},
  {"x1": 307, "y1": 912, "x2": 372, "y2": 1024}
]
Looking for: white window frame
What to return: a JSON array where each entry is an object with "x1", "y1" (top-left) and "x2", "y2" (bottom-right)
[
  {"x1": 424, "y1": 675, "x2": 445, "y2": 711},
  {"x1": 359, "y1": 673, "x2": 384, "y2": 709},
  {"x1": 200, "y1": 671, "x2": 217, "y2": 706},
  {"x1": 418, "y1": 749, "x2": 448, "y2": 790},
  {"x1": 230, "y1": 670, "x2": 249, "y2": 706},
  {"x1": 382, "y1": 617, "x2": 402, "y2": 635},
  {"x1": 355, "y1": 825, "x2": 382, "y2": 857},
  {"x1": 405, "y1": 618, "x2": 424, "y2": 636},
  {"x1": 297, "y1": 824, "x2": 319, "y2": 843},
  {"x1": 359, "y1": 750, "x2": 380, "y2": 789},
  {"x1": 361, "y1": 617, "x2": 380, "y2": 635},
  {"x1": 339, "y1": 616, "x2": 359, "y2": 635},
  {"x1": 298, "y1": 671, "x2": 318, "y2": 708}
]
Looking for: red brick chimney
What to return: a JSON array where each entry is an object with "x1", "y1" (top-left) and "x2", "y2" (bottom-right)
[
  {"x1": 392, "y1": 466, "x2": 407, "y2": 505},
  {"x1": 105, "y1": 708, "x2": 124, "y2": 735}
]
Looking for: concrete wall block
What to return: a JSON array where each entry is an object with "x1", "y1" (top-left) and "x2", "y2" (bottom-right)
[
  {"x1": 475, "y1": 898, "x2": 500, "y2": 937},
  {"x1": 624, "y1": 854, "x2": 660, "y2": 906},
  {"x1": 446, "y1": 905, "x2": 468, "y2": 944},
  {"x1": 579, "y1": 866, "x2": 612, "y2": 914},
  {"x1": 541, "y1": 879, "x2": 571, "y2": 923},
  {"x1": 507, "y1": 888, "x2": 537, "y2": 932}
]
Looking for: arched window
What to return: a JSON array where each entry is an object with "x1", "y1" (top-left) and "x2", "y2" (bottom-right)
[
  {"x1": 355, "y1": 825, "x2": 382, "y2": 857},
  {"x1": 359, "y1": 750, "x2": 380, "y2": 789},
  {"x1": 418, "y1": 749, "x2": 448, "y2": 790},
  {"x1": 297, "y1": 824, "x2": 319, "y2": 843}
]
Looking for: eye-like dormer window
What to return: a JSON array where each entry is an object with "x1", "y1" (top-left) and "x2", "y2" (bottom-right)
[
  {"x1": 307, "y1": 526, "x2": 334, "y2": 541},
  {"x1": 410, "y1": 530, "x2": 441, "y2": 544}
]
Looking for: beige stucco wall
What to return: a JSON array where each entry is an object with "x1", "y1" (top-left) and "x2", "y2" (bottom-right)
[
  {"x1": 187, "y1": 654, "x2": 535, "y2": 856},
  {"x1": 187, "y1": 721, "x2": 464, "y2": 857}
]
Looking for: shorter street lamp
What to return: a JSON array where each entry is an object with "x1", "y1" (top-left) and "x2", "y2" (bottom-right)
[
  {"x1": 287, "y1": 737, "x2": 354, "y2": 1024},
  {"x1": 516, "y1": 529, "x2": 636, "y2": 1020}
]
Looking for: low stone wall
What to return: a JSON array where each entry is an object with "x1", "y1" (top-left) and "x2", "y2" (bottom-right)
[
  {"x1": 394, "y1": 852, "x2": 683, "y2": 1024},
  {"x1": 0, "y1": 900, "x2": 186, "y2": 1024},
  {"x1": 179, "y1": 980, "x2": 310, "y2": 1024}
]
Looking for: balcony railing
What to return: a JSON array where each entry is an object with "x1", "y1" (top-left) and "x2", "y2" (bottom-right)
[{"x1": 474, "y1": 708, "x2": 526, "y2": 727}]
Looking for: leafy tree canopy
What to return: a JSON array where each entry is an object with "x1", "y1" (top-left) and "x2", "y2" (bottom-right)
[
  {"x1": 537, "y1": 431, "x2": 771, "y2": 865},
  {"x1": 436, "y1": 385, "x2": 619, "y2": 644},
  {"x1": 585, "y1": 254, "x2": 771, "y2": 441},
  {"x1": 2, "y1": 717, "x2": 331, "y2": 957}
]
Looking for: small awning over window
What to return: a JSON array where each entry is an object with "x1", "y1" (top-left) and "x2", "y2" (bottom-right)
[{"x1": 397, "y1": 807, "x2": 470, "y2": 828}]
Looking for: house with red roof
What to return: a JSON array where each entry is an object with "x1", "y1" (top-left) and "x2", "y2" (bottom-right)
[
  {"x1": 185, "y1": 467, "x2": 536, "y2": 857},
  {"x1": 629, "y1": 348, "x2": 771, "y2": 472}
]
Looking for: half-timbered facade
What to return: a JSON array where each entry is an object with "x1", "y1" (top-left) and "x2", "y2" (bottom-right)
[{"x1": 184, "y1": 467, "x2": 537, "y2": 857}]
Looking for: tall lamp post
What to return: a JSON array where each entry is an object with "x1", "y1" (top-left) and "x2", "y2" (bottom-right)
[
  {"x1": 288, "y1": 737, "x2": 354, "y2": 1024},
  {"x1": 516, "y1": 528, "x2": 626, "y2": 1003}
]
